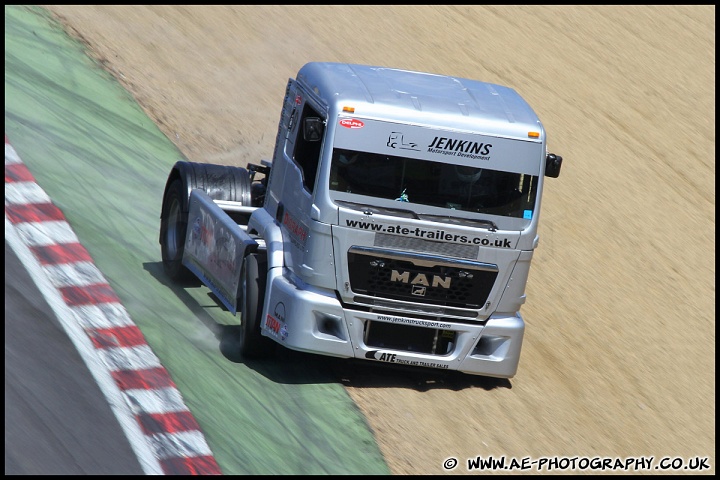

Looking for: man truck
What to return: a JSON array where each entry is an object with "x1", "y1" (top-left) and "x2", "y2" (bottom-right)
[{"x1": 159, "y1": 62, "x2": 562, "y2": 378}]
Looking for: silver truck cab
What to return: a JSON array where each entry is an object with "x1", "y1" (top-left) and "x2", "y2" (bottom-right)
[
  {"x1": 166, "y1": 62, "x2": 562, "y2": 377},
  {"x1": 249, "y1": 62, "x2": 561, "y2": 377}
]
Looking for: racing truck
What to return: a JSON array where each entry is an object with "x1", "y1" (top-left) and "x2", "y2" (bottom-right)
[{"x1": 159, "y1": 62, "x2": 562, "y2": 378}]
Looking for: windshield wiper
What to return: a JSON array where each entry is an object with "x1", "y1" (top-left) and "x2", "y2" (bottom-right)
[
  {"x1": 336, "y1": 200, "x2": 419, "y2": 219},
  {"x1": 417, "y1": 213, "x2": 498, "y2": 232}
]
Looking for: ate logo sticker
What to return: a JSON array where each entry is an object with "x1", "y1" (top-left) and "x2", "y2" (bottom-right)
[{"x1": 339, "y1": 118, "x2": 364, "y2": 129}]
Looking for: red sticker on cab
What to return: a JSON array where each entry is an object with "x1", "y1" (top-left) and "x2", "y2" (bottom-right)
[{"x1": 339, "y1": 118, "x2": 364, "y2": 129}]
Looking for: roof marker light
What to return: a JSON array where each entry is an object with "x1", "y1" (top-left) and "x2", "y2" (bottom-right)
[
  {"x1": 528, "y1": 131, "x2": 540, "y2": 138},
  {"x1": 342, "y1": 106, "x2": 355, "y2": 113}
]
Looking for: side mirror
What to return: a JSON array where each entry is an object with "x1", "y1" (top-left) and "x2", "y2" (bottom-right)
[
  {"x1": 303, "y1": 117, "x2": 324, "y2": 142},
  {"x1": 545, "y1": 153, "x2": 562, "y2": 178}
]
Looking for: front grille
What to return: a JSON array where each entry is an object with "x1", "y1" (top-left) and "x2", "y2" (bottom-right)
[
  {"x1": 348, "y1": 247, "x2": 498, "y2": 309},
  {"x1": 364, "y1": 320, "x2": 456, "y2": 354},
  {"x1": 374, "y1": 233, "x2": 479, "y2": 259}
]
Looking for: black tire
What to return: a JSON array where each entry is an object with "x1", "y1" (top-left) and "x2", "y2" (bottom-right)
[
  {"x1": 160, "y1": 178, "x2": 195, "y2": 283},
  {"x1": 239, "y1": 253, "x2": 275, "y2": 358}
]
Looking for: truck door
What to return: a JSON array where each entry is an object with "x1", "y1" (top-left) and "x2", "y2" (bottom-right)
[
  {"x1": 267, "y1": 85, "x2": 326, "y2": 277},
  {"x1": 265, "y1": 79, "x2": 297, "y2": 216}
]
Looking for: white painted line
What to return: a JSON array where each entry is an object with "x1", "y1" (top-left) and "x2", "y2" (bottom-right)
[
  {"x1": 148, "y1": 431, "x2": 215, "y2": 459},
  {"x1": 5, "y1": 143, "x2": 21, "y2": 164},
  {"x1": 123, "y1": 387, "x2": 192, "y2": 415},
  {"x1": 97, "y1": 344, "x2": 165, "y2": 372},
  {"x1": 71, "y1": 303, "x2": 136, "y2": 329},
  {"x1": 42, "y1": 261, "x2": 107, "y2": 287},
  {"x1": 14, "y1": 220, "x2": 79, "y2": 246},
  {"x1": 4, "y1": 181, "x2": 52, "y2": 204}
]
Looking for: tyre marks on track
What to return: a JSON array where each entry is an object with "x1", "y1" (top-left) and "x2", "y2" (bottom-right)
[{"x1": 5, "y1": 135, "x2": 222, "y2": 475}]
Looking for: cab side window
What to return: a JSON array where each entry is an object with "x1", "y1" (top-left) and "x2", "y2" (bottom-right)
[{"x1": 293, "y1": 103, "x2": 324, "y2": 193}]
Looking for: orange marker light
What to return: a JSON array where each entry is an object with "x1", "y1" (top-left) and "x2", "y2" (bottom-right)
[
  {"x1": 528, "y1": 131, "x2": 540, "y2": 138},
  {"x1": 342, "y1": 106, "x2": 355, "y2": 113}
]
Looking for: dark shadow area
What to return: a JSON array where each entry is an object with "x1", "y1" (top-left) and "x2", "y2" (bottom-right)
[
  {"x1": 143, "y1": 261, "x2": 512, "y2": 392},
  {"x1": 143, "y1": 261, "x2": 227, "y2": 340},
  {"x1": 274, "y1": 347, "x2": 511, "y2": 392}
]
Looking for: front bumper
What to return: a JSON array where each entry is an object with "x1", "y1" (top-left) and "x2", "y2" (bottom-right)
[{"x1": 261, "y1": 267, "x2": 525, "y2": 378}]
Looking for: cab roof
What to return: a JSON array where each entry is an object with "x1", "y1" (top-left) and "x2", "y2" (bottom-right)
[{"x1": 295, "y1": 62, "x2": 544, "y2": 140}]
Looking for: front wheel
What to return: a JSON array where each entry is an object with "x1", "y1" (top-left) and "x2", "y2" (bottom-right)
[
  {"x1": 239, "y1": 253, "x2": 275, "y2": 359},
  {"x1": 160, "y1": 178, "x2": 194, "y2": 282}
]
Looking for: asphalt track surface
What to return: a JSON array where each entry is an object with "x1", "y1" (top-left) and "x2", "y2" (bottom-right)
[
  {"x1": 5, "y1": 6, "x2": 388, "y2": 475},
  {"x1": 6, "y1": 136, "x2": 224, "y2": 474},
  {"x1": 4, "y1": 239, "x2": 145, "y2": 475}
]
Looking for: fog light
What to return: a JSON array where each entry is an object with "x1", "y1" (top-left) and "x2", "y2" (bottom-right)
[
  {"x1": 315, "y1": 312, "x2": 345, "y2": 340},
  {"x1": 472, "y1": 335, "x2": 510, "y2": 359}
]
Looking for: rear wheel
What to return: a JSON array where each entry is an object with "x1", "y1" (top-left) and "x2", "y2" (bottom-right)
[
  {"x1": 160, "y1": 178, "x2": 195, "y2": 282},
  {"x1": 239, "y1": 253, "x2": 275, "y2": 358}
]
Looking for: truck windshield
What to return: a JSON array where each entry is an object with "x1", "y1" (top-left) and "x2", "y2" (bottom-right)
[{"x1": 329, "y1": 148, "x2": 538, "y2": 219}]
